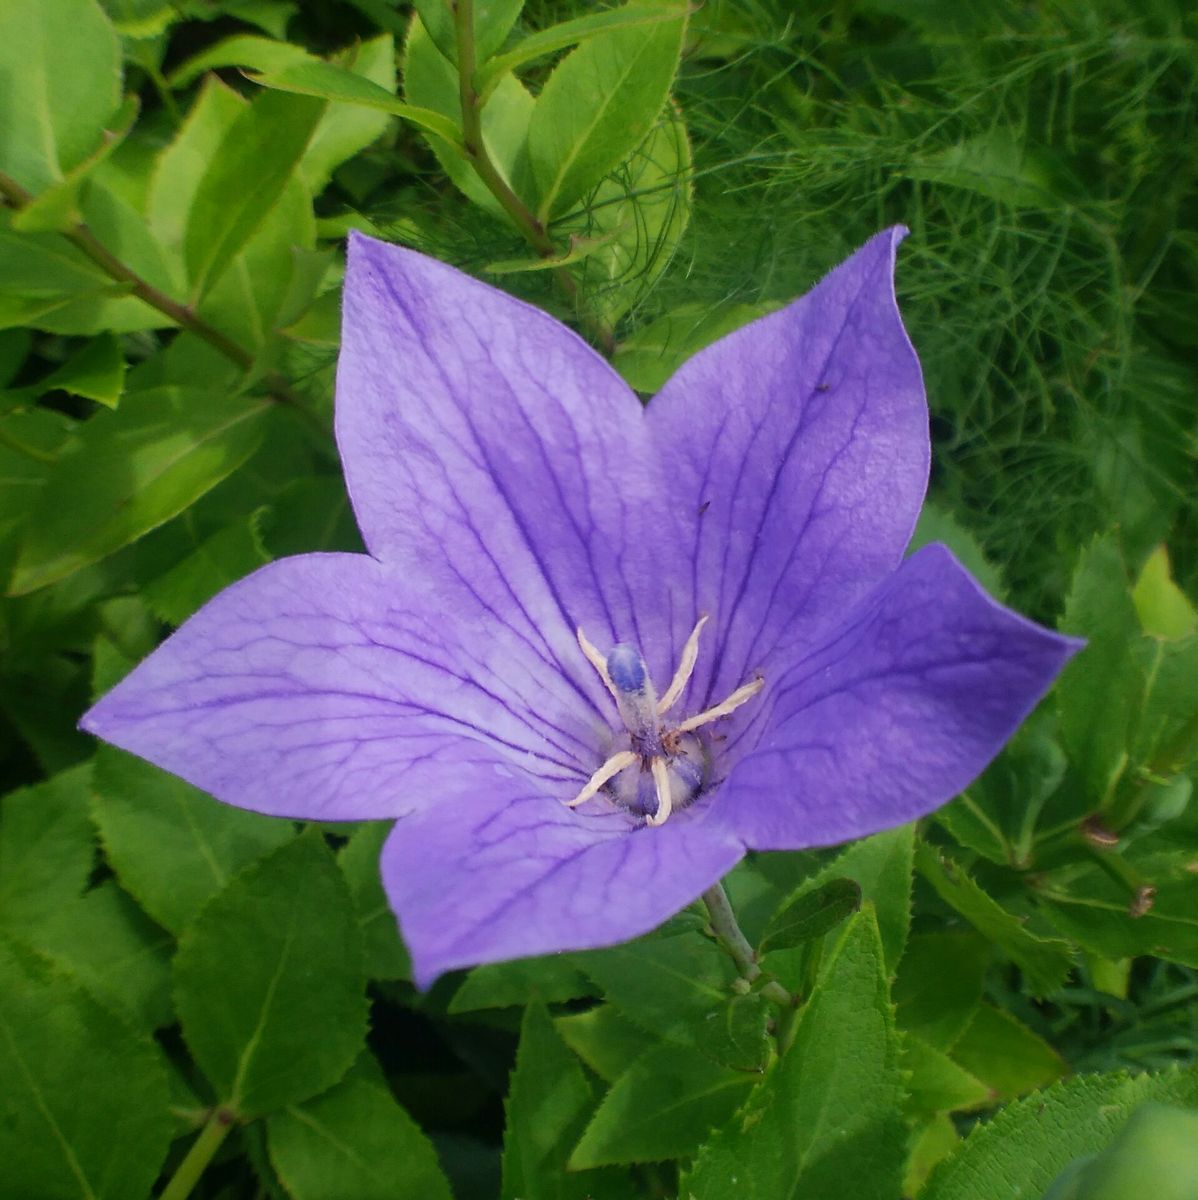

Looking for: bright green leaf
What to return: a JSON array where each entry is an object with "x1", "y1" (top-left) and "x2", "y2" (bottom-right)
[
  {"x1": 0, "y1": 936, "x2": 172, "y2": 1200},
  {"x1": 91, "y1": 747, "x2": 294, "y2": 934},
  {"x1": 902, "y1": 1033, "x2": 991, "y2": 1117},
  {"x1": 413, "y1": 0, "x2": 523, "y2": 66},
  {"x1": 553, "y1": 1005, "x2": 658, "y2": 1084},
  {"x1": 268, "y1": 1075, "x2": 452, "y2": 1200},
  {"x1": 1133, "y1": 545, "x2": 1198, "y2": 640},
  {"x1": 174, "y1": 830, "x2": 368, "y2": 1116},
  {"x1": 683, "y1": 908, "x2": 907, "y2": 1200},
  {"x1": 528, "y1": 3, "x2": 687, "y2": 220},
  {"x1": 167, "y1": 33, "x2": 310, "y2": 89},
  {"x1": 948, "y1": 1003, "x2": 1066, "y2": 1100},
  {"x1": 9, "y1": 386, "x2": 271, "y2": 595}
]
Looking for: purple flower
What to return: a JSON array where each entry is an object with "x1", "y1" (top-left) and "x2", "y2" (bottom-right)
[{"x1": 83, "y1": 228, "x2": 1078, "y2": 986}]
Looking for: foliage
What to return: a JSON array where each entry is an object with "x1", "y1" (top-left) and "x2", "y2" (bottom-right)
[{"x1": 1, "y1": 0, "x2": 1196, "y2": 1196}]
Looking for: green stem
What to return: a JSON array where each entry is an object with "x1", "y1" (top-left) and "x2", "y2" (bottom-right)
[
  {"x1": 702, "y1": 883, "x2": 795, "y2": 1009},
  {"x1": 158, "y1": 1106, "x2": 236, "y2": 1200},
  {"x1": 0, "y1": 170, "x2": 313, "y2": 420},
  {"x1": 450, "y1": 0, "x2": 616, "y2": 355}
]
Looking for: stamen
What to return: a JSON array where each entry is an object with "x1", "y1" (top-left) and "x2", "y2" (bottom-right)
[
  {"x1": 675, "y1": 677, "x2": 764, "y2": 734},
  {"x1": 607, "y1": 644, "x2": 661, "y2": 750},
  {"x1": 646, "y1": 756, "x2": 673, "y2": 827},
  {"x1": 657, "y1": 614, "x2": 709, "y2": 715},
  {"x1": 564, "y1": 749, "x2": 638, "y2": 808},
  {"x1": 577, "y1": 626, "x2": 618, "y2": 701}
]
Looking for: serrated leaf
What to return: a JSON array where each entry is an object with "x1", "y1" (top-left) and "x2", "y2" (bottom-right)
[
  {"x1": 683, "y1": 908, "x2": 907, "y2": 1200},
  {"x1": 90, "y1": 747, "x2": 295, "y2": 934},
  {"x1": 758, "y1": 876, "x2": 861, "y2": 955},
  {"x1": 528, "y1": 2, "x2": 687, "y2": 220},
  {"x1": 908, "y1": 502, "x2": 1004, "y2": 599},
  {"x1": 450, "y1": 956, "x2": 595, "y2": 1013},
  {"x1": 9, "y1": 386, "x2": 271, "y2": 594},
  {"x1": 916, "y1": 842, "x2": 1072, "y2": 995},
  {"x1": 183, "y1": 88, "x2": 324, "y2": 299},
  {"x1": 0, "y1": 764, "x2": 95, "y2": 931},
  {"x1": 268, "y1": 1075, "x2": 452, "y2": 1200},
  {"x1": 894, "y1": 932, "x2": 990, "y2": 1051},
  {"x1": 554, "y1": 1006, "x2": 658, "y2": 1084},
  {"x1": 902, "y1": 1033, "x2": 991, "y2": 1117},
  {"x1": 174, "y1": 830, "x2": 367, "y2": 1116},
  {"x1": 337, "y1": 822, "x2": 411, "y2": 981},
  {"x1": 922, "y1": 1068, "x2": 1198, "y2": 1200},
  {"x1": 570, "y1": 1042, "x2": 753, "y2": 1168},
  {"x1": 948, "y1": 1003, "x2": 1065, "y2": 1100},
  {"x1": 0, "y1": 0, "x2": 122, "y2": 194},
  {"x1": 0, "y1": 936, "x2": 172, "y2": 1200}
]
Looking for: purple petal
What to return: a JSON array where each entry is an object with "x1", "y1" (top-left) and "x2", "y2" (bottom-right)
[
  {"x1": 648, "y1": 227, "x2": 929, "y2": 711},
  {"x1": 380, "y1": 775, "x2": 744, "y2": 987},
  {"x1": 82, "y1": 553, "x2": 604, "y2": 820},
  {"x1": 336, "y1": 233, "x2": 684, "y2": 685},
  {"x1": 710, "y1": 544, "x2": 1082, "y2": 850}
]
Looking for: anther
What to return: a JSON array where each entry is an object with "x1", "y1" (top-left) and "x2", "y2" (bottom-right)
[
  {"x1": 647, "y1": 756, "x2": 673, "y2": 827},
  {"x1": 564, "y1": 749, "x2": 638, "y2": 808},
  {"x1": 675, "y1": 677, "x2": 764, "y2": 734},
  {"x1": 657, "y1": 614, "x2": 709, "y2": 715}
]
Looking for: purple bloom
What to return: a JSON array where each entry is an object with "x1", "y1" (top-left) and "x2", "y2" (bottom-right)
[{"x1": 83, "y1": 228, "x2": 1079, "y2": 986}]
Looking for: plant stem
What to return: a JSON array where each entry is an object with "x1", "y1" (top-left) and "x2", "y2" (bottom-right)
[
  {"x1": 450, "y1": 0, "x2": 616, "y2": 355},
  {"x1": 0, "y1": 170, "x2": 312, "y2": 418},
  {"x1": 158, "y1": 1106, "x2": 236, "y2": 1200},
  {"x1": 702, "y1": 882, "x2": 795, "y2": 1009}
]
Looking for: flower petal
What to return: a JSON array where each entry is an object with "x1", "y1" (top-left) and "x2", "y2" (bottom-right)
[
  {"x1": 648, "y1": 227, "x2": 929, "y2": 709},
  {"x1": 81, "y1": 553, "x2": 603, "y2": 820},
  {"x1": 712, "y1": 544, "x2": 1081, "y2": 850},
  {"x1": 380, "y1": 776, "x2": 744, "y2": 987},
  {"x1": 336, "y1": 232, "x2": 680, "y2": 684}
]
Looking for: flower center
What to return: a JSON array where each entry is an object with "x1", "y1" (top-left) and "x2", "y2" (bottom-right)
[{"x1": 565, "y1": 617, "x2": 763, "y2": 827}]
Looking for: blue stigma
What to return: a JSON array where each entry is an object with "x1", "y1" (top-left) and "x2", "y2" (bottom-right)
[{"x1": 606, "y1": 644, "x2": 647, "y2": 694}]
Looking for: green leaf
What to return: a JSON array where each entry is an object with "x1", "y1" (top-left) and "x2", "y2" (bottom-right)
[
  {"x1": 0, "y1": 764, "x2": 95, "y2": 931},
  {"x1": 554, "y1": 1005, "x2": 658, "y2": 1084},
  {"x1": 450, "y1": 956, "x2": 595, "y2": 1012},
  {"x1": 174, "y1": 830, "x2": 368, "y2": 1116},
  {"x1": 902, "y1": 130, "x2": 1064, "y2": 208},
  {"x1": 902, "y1": 1033, "x2": 991, "y2": 1117},
  {"x1": 337, "y1": 822, "x2": 411, "y2": 981},
  {"x1": 915, "y1": 841, "x2": 1073, "y2": 995},
  {"x1": 570, "y1": 1041, "x2": 754, "y2": 1168},
  {"x1": 683, "y1": 908, "x2": 907, "y2": 1200},
  {"x1": 908, "y1": 502, "x2": 1004, "y2": 599},
  {"x1": 948, "y1": 1003, "x2": 1066, "y2": 1100},
  {"x1": 478, "y1": 5, "x2": 685, "y2": 101},
  {"x1": 501, "y1": 999, "x2": 626, "y2": 1200},
  {"x1": 528, "y1": 2, "x2": 687, "y2": 221},
  {"x1": 894, "y1": 932, "x2": 990, "y2": 1051},
  {"x1": 268, "y1": 1074, "x2": 453, "y2": 1200},
  {"x1": 143, "y1": 513, "x2": 271, "y2": 626},
  {"x1": 0, "y1": 0, "x2": 122, "y2": 194},
  {"x1": 183, "y1": 88, "x2": 325, "y2": 299},
  {"x1": 413, "y1": 0, "x2": 523, "y2": 66},
  {"x1": 6, "y1": 332, "x2": 127, "y2": 409},
  {"x1": 1133, "y1": 545, "x2": 1198, "y2": 640},
  {"x1": 758, "y1": 876, "x2": 862, "y2": 955},
  {"x1": 167, "y1": 33, "x2": 310, "y2": 88},
  {"x1": 1059, "y1": 537, "x2": 1141, "y2": 807},
  {"x1": 26, "y1": 880, "x2": 173, "y2": 1031},
  {"x1": 9, "y1": 386, "x2": 271, "y2": 595},
  {"x1": 0, "y1": 935, "x2": 172, "y2": 1200},
  {"x1": 921, "y1": 1068, "x2": 1198, "y2": 1200},
  {"x1": 566, "y1": 102, "x2": 692, "y2": 325},
  {"x1": 404, "y1": 15, "x2": 534, "y2": 216},
  {"x1": 91, "y1": 747, "x2": 295, "y2": 934}
]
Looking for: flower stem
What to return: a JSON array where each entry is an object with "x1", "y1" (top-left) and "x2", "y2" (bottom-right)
[
  {"x1": 0, "y1": 169, "x2": 315, "y2": 423},
  {"x1": 702, "y1": 882, "x2": 795, "y2": 1009},
  {"x1": 158, "y1": 1106, "x2": 237, "y2": 1200},
  {"x1": 450, "y1": 0, "x2": 616, "y2": 355}
]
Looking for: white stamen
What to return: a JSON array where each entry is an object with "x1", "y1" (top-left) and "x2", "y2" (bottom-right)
[
  {"x1": 577, "y1": 626, "x2": 618, "y2": 701},
  {"x1": 675, "y1": 677, "x2": 764, "y2": 734},
  {"x1": 657, "y1": 614, "x2": 709, "y2": 716},
  {"x1": 564, "y1": 749, "x2": 638, "y2": 808},
  {"x1": 646, "y1": 756, "x2": 673, "y2": 827}
]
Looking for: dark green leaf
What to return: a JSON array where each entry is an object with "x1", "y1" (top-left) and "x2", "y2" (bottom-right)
[
  {"x1": 9, "y1": 386, "x2": 271, "y2": 594},
  {"x1": 683, "y1": 908, "x2": 907, "y2": 1200},
  {"x1": 758, "y1": 876, "x2": 861, "y2": 955},
  {"x1": 91, "y1": 747, "x2": 295, "y2": 934},
  {"x1": 338, "y1": 822, "x2": 411, "y2": 980},
  {"x1": 450, "y1": 956, "x2": 595, "y2": 1012},
  {"x1": 173, "y1": 831, "x2": 368, "y2": 1116},
  {"x1": 0, "y1": 936, "x2": 172, "y2": 1199},
  {"x1": 268, "y1": 1075, "x2": 453, "y2": 1200},
  {"x1": 554, "y1": 1005, "x2": 658, "y2": 1084},
  {"x1": 894, "y1": 932, "x2": 990, "y2": 1051}
]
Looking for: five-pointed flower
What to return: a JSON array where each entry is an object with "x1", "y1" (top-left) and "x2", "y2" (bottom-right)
[{"x1": 82, "y1": 227, "x2": 1080, "y2": 987}]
